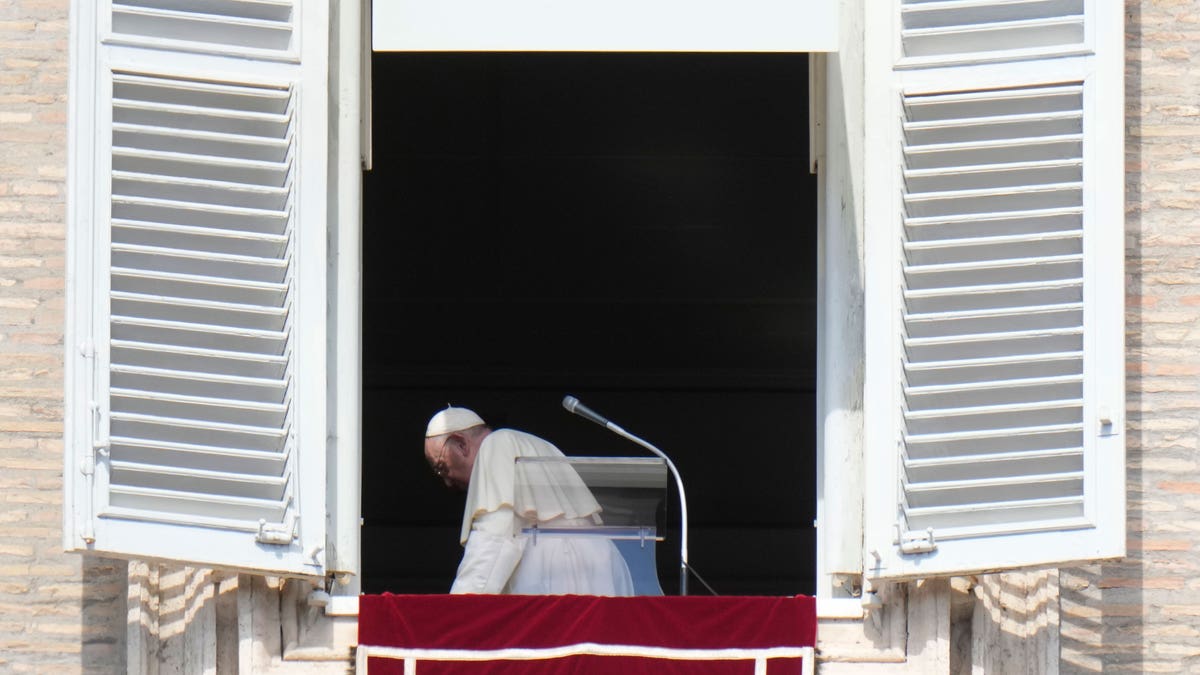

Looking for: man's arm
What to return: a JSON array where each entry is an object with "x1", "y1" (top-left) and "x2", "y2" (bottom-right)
[{"x1": 450, "y1": 506, "x2": 523, "y2": 594}]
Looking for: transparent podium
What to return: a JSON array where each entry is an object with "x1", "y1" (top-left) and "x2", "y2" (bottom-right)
[{"x1": 514, "y1": 456, "x2": 668, "y2": 596}]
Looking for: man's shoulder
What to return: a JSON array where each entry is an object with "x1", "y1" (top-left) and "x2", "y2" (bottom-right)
[{"x1": 482, "y1": 428, "x2": 562, "y2": 456}]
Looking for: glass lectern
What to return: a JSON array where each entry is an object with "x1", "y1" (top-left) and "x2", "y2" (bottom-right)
[{"x1": 514, "y1": 456, "x2": 668, "y2": 596}]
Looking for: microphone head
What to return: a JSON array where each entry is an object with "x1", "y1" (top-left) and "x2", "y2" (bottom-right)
[{"x1": 562, "y1": 395, "x2": 580, "y2": 412}]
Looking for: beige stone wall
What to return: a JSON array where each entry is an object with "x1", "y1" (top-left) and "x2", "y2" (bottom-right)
[
  {"x1": 1058, "y1": 1, "x2": 1200, "y2": 673},
  {"x1": 0, "y1": 0, "x2": 125, "y2": 671}
]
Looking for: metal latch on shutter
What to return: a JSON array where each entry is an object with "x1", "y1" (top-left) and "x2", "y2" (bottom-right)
[
  {"x1": 257, "y1": 516, "x2": 297, "y2": 545},
  {"x1": 895, "y1": 525, "x2": 937, "y2": 555}
]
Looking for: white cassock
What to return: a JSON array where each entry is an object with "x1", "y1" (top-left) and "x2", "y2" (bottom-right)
[{"x1": 450, "y1": 429, "x2": 635, "y2": 596}]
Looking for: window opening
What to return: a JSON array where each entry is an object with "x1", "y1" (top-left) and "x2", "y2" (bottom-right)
[{"x1": 362, "y1": 53, "x2": 817, "y2": 596}]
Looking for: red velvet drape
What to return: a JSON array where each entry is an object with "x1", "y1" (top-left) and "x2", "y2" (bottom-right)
[{"x1": 359, "y1": 594, "x2": 817, "y2": 675}]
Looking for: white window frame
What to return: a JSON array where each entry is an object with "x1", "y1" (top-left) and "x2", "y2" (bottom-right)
[{"x1": 371, "y1": 0, "x2": 839, "y2": 52}]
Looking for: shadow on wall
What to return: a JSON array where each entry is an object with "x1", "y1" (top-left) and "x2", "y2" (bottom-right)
[
  {"x1": 83, "y1": 556, "x2": 127, "y2": 674},
  {"x1": 949, "y1": 570, "x2": 1061, "y2": 674}
]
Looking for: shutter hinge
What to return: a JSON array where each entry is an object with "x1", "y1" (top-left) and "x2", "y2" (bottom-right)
[
  {"x1": 78, "y1": 341, "x2": 100, "y2": 545},
  {"x1": 257, "y1": 516, "x2": 297, "y2": 545},
  {"x1": 895, "y1": 525, "x2": 937, "y2": 555}
]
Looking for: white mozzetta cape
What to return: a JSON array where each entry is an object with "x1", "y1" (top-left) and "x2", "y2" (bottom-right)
[{"x1": 459, "y1": 429, "x2": 600, "y2": 544}]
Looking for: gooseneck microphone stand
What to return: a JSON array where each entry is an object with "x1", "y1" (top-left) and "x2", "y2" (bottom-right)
[{"x1": 562, "y1": 395, "x2": 690, "y2": 596}]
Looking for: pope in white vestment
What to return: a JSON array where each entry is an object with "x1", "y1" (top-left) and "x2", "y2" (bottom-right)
[{"x1": 424, "y1": 407, "x2": 635, "y2": 596}]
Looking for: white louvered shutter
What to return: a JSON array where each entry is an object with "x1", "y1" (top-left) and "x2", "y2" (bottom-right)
[
  {"x1": 65, "y1": 0, "x2": 329, "y2": 576},
  {"x1": 861, "y1": 0, "x2": 1125, "y2": 578}
]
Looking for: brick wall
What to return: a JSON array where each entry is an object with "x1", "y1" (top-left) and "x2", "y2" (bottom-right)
[
  {"x1": 1059, "y1": 2, "x2": 1200, "y2": 673},
  {"x1": 0, "y1": 0, "x2": 125, "y2": 672}
]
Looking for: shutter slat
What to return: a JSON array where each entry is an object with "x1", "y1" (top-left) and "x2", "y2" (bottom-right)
[
  {"x1": 905, "y1": 350, "x2": 1081, "y2": 372},
  {"x1": 110, "y1": 1, "x2": 295, "y2": 55},
  {"x1": 906, "y1": 446, "x2": 1080, "y2": 469},
  {"x1": 112, "y1": 241, "x2": 289, "y2": 267},
  {"x1": 905, "y1": 325, "x2": 1082, "y2": 347},
  {"x1": 111, "y1": 388, "x2": 288, "y2": 428},
  {"x1": 904, "y1": 421, "x2": 1083, "y2": 444},
  {"x1": 905, "y1": 351, "x2": 1082, "y2": 387},
  {"x1": 113, "y1": 147, "x2": 289, "y2": 186},
  {"x1": 902, "y1": 228, "x2": 1084, "y2": 252},
  {"x1": 902, "y1": 497, "x2": 1085, "y2": 532},
  {"x1": 111, "y1": 363, "x2": 286, "y2": 403},
  {"x1": 111, "y1": 293, "x2": 288, "y2": 332},
  {"x1": 115, "y1": 0, "x2": 293, "y2": 22},
  {"x1": 904, "y1": 397, "x2": 1082, "y2": 420},
  {"x1": 110, "y1": 437, "x2": 285, "y2": 475},
  {"x1": 903, "y1": 182, "x2": 1084, "y2": 217},
  {"x1": 114, "y1": 123, "x2": 289, "y2": 162},
  {"x1": 905, "y1": 300, "x2": 1082, "y2": 323},
  {"x1": 905, "y1": 205, "x2": 1081, "y2": 230},
  {"x1": 107, "y1": 485, "x2": 288, "y2": 522},
  {"x1": 901, "y1": 0, "x2": 1081, "y2": 27},
  {"x1": 906, "y1": 372, "x2": 1081, "y2": 395},
  {"x1": 112, "y1": 196, "x2": 289, "y2": 234},
  {"x1": 904, "y1": 136, "x2": 1083, "y2": 170},
  {"x1": 905, "y1": 285, "x2": 1081, "y2": 314},
  {"x1": 905, "y1": 374, "x2": 1082, "y2": 410},
  {"x1": 904, "y1": 408, "x2": 1082, "y2": 437},
  {"x1": 904, "y1": 159, "x2": 1082, "y2": 192},
  {"x1": 110, "y1": 339, "x2": 288, "y2": 377},
  {"x1": 903, "y1": 252, "x2": 1082, "y2": 277},
  {"x1": 112, "y1": 98, "x2": 292, "y2": 126},
  {"x1": 900, "y1": 0, "x2": 1084, "y2": 61},
  {"x1": 113, "y1": 219, "x2": 288, "y2": 254},
  {"x1": 904, "y1": 279, "x2": 1080, "y2": 308},
  {"x1": 112, "y1": 171, "x2": 290, "y2": 211},
  {"x1": 903, "y1": 15, "x2": 1080, "y2": 36},
  {"x1": 905, "y1": 332, "x2": 1082, "y2": 362},
  {"x1": 112, "y1": 72, "x2": 291, "y2": 104},
  {"x1": 113, "y1": 4, "x2": 292, "y2": 30},
  {"x1": 903, "y1": 471, "x2": 1083, "y2": 505},
  {"x1": 903, "y1": 84, "x2": 1084, "y2": 115},
  {"x1": 101, "y1": 506, "x2": 262, "y2": 532},
  {"x1": 111, "y1": 314, "x2": 288, "y2": 337},
  {"x1": 113, "y1": 101, "x2": 291, "y2": 138},
  {"x1": 111, "y1": 460, "x2": 288, "y2": 485},
  {"x1": 111, "y1": 438, "x2": 283, "y2": 473},
  {"x1": 111, "y1": 316, "x2": 288, "y2": 354},
  {"x1": 904, "y1": 108, "x2": 1080, "y2": 131},
  {"x1": 112, "y1": 267, "x2": 288, "y2": 307},
  {"x1": 905, "y1": 448, "x2": 1082, "y2": 484},
  {"x1": 110, "y1": 461, "x2": 287, "y2": 503},
  {"x1": 905, "y1": 306, "x2": 1082, "y2": 340},
  {"x1": 110, "y1": 411, "x2": 287, "y2": 448}
]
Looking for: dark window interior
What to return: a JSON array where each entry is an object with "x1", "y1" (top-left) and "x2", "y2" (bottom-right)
[{"x1": 362, "y1": 53, "x2": 817, "y2": 596}]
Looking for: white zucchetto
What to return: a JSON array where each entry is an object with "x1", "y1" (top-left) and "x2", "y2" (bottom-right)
[{"x1": 425, "y1": 406, "x2": 487, "y2": 438}]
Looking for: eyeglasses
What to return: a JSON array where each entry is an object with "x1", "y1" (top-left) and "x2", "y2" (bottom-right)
[{"x1": 430, "y1": 437, "x2": 453, "y2": 478}]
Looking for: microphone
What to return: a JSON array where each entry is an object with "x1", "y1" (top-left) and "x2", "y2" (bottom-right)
[
  {"x1": 561, "y1": 394, "x2": 692, "y2": 596},
  {"x1": 561, "y1": 395, "x2": 612, "y2": 428}
]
